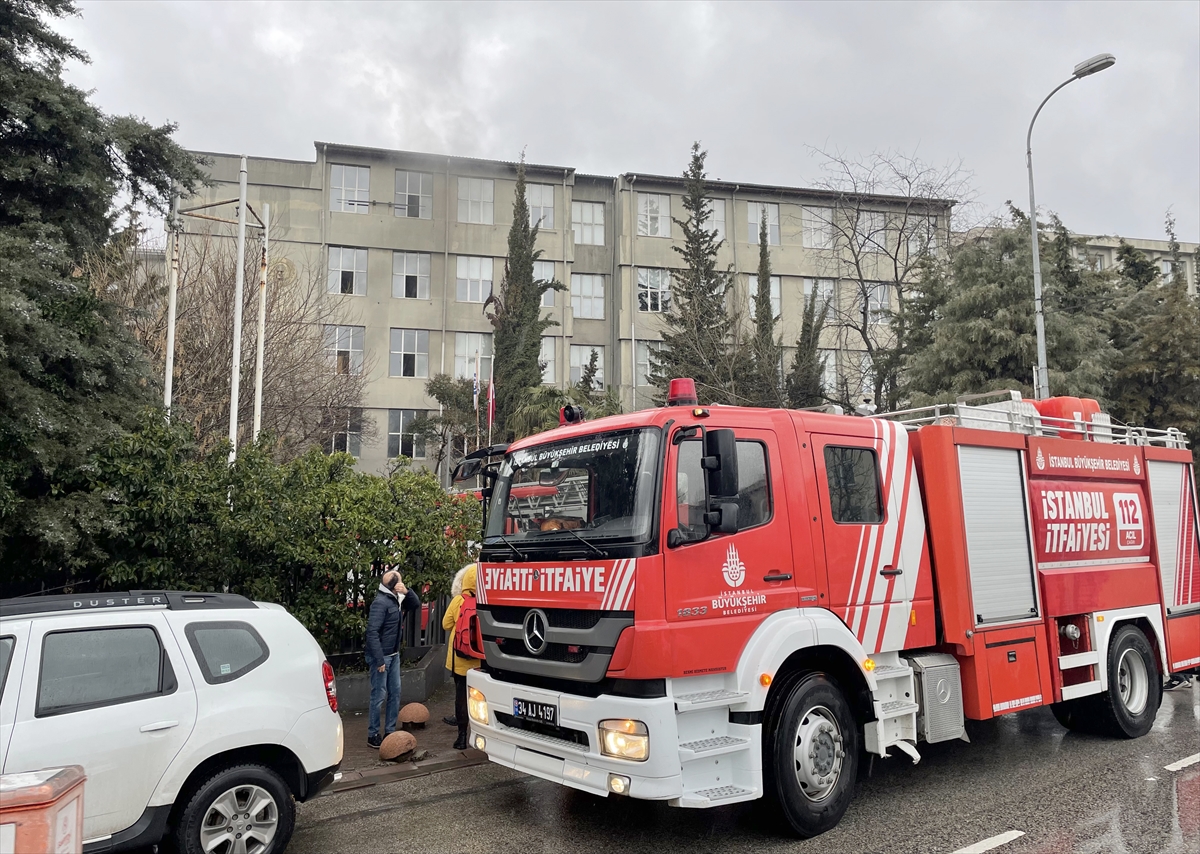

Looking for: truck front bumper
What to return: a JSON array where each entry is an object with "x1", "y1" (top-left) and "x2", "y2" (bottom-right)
[{"x1": 466, "y1": 669, "x2": 684, "y2": 800}]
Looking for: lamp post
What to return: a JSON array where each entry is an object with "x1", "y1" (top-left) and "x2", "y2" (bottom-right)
[{"x1": 1026, "y1": 52, "x2": 1115, "y2": 400}]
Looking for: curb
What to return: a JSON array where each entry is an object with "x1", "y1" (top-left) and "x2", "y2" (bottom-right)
[{"x1": 324, "y1": 749, "x2": 489, "y2": 795}]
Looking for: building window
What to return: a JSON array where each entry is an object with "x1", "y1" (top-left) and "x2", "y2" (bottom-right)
[
  {"x1": 857, "y1": 211, "x2": 888, "y2": 254},
  {"x1": 330, "y1": 164, "x2": 369, "y2": 214},
  {"x1": 803, "y1": 277, "x2": 835, "y2": 312},
  {"x1": 327, "y1": 247, "x2": 367, "y2": 295},
  {"x1": 454, "y1": 332, "x2": 493, "y2": 381},
  {"x1": 329, "y1": 408, "x2": 363, "y2": 457},
  {"x1": 906, "y1": 215, "x2": 938, "y2": 258},
  {"x1": 703, "y1": 198, "x2": 726, "y2": 241},
  {"x1": 570, "y1": 345, "x2": 604, "y2": 387},
  {"x1": 395, "y1": 170, "x2": 432, "y2": 219},
  {"x1": 748, "y1": 202, "x2": 780, "y2": 245},
  {"x1": 1089, "y1": 254, "x2": 1106, "y2": 272},
  {"x1": 540, "y1": 337, "x2": 556, "y2": 384},
  {"x1": 867, "y1": 283, "x2": 890, "y2": 324},
  {"x1": 456, "y1": 256, "x2": 493, "y2": 303},
  {"x1": 324, "y1": 325, "x2": 364, "y2": 375},
  {"x1": 637, "y1": 268, "x2": 671, "y2": 313},
  {"x1": 802, "y1": 206, "x2": 834, "y2": 250},
  {"x1": 388, "y1": 409, "x2": 426, "y2": 459},
  {"x1": 1160, "y1": 258, "x2": 1182, "y2": 280},
  {"x1": 637, "y1": 193, "x2": 671, "y2": 238},
  {"x1": 535, "y1": 260, "x2": 555, "y2": 307},
  {"x1": 392, "y1": 252, "x2": 430, "y2": 299},
  {"x1": 748, "y1": 275, "x2": 782, "y2": 318},
  {"x1": 389, "y1": 328, "x2": 429, "y2": 378},
  {"x1": 571, "y1": 273, "x2": 605, "y2": 319},
  {"x1": 819, "y1": 348, "x2": 838, "y2": 394},
  {"x1": 572, "y1": 201, "x2": 605, "y2": 245},
  {"x1": 457, "y1": 177, "x2": 494, "y2": 224},
  {"x1": 528, "y1": 183, "x2": 554, "y2": 228},
  {"x1": 636, "y1": 339, "x2": 665, "y2": 387}
]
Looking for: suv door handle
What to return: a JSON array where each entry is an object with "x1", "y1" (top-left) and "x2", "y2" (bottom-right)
[
  {"x1": 140, "y1": 721, "x2": 179, "y2": 733},
  {"x1": 879, "y1": 566, "x2": 902, "y2": 577},
  {"x1": 763, "y1": 573, "x2": 792, "y2": 582}
]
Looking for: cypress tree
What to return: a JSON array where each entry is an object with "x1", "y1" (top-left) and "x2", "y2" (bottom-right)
[
  {"x1": 485, "y1": 155, "x2": 561, "y2": 440},
  {"x1": 746, "y1": 209, "x2": 784, "y2": 406},
  {"x1": 651, "y1": 143, "x2": 739, "y2": 404},
  {"x1": 785, "y1": 290, "x2": 829, "y2": 408}
]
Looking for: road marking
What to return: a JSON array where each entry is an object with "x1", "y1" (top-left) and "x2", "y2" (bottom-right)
[
  {"x1": 1165, "y1": 753, "x2": 1200, "y2": 772},
  {"x1": 952, "y1": 830, "x2": 1026, "y2": 854}
]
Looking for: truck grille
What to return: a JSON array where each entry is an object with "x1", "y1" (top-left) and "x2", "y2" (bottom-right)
[
  {"x1": 483, "y1": 606, "x2": 607, "y2": 630},
  {"x1": 495, "y1": 711, "x2": 590, "y2": 749},
  {"x1": 491, "y1": 637, "x2": 605, "y2": 664}
]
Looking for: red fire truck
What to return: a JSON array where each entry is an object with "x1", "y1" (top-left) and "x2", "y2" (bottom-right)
[{"x1": 458, "y1": 380, "x2": 1199, "y2": 837}]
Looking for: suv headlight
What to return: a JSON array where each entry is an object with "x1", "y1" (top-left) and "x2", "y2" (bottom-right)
[
  {"x1": 468, "y1": 686, "x2": 489, "y2": 725},
  {"x1": 599, "y1": 719, "x2": 649, "y2": 761}
]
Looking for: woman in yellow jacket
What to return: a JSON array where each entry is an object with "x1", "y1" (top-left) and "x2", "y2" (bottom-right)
[{"x1": 443, "y1": 563, "x2": 482, "y2": 750}]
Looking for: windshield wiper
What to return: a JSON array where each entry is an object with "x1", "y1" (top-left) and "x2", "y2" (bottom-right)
[
  {"x1": 490, "y1": 534, "x2": 527, "y2": 561},
  {"x1": 556, "y1": 526, "x2": 609, "y2": 559}
]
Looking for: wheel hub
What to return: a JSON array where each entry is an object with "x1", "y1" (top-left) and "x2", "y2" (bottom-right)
[
  {"x1": 200, "y1": 784, "x2": 278, "y2": 854},
  {"x1": 1116, "y1": 647, "x2": 1149, "y2": 716},
  {"x1": 793, "y1": 705, "x2": 845, "y2": 802}
]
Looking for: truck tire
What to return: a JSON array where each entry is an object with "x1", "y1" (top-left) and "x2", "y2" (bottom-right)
[
  {"x1": 1095, "y1": 625, "x2": 1161, "y2": 739},
  {"x1": 175, "y1": 763, "x2": 295, "y2": 854},
  {"x1": 764, "y1": 673, "x2": 859, "y2": 838}
]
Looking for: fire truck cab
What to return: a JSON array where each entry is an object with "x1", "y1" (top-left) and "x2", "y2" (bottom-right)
[{"x1": 463, "y1": 380, "x2": 1199, "y2": 837}]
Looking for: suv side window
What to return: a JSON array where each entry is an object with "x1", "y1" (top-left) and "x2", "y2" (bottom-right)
[
  {"x1": 824, "y1": 446, "x2": 884, "y2": 524},
  {"x1": 0, "y1": 636, "x2": 14, "y2": 701},
  {"x1": 675, "y1": 437, "x2": 773, "y2": 543},
  {"x1": 37, "y1": 627, "x2": 175, "y2": 717},
  {"x1": 184, "y1": 621, "x2": 269, "y2": 684}
]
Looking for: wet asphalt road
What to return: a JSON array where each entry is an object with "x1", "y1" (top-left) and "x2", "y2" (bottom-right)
[{"x1": 293, "y1": 682, "x2": 1200, "y2": 854}]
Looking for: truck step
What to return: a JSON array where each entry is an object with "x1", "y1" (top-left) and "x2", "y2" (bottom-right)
[
  {"x1": 674, "y1": 689, "x2": 749, "y2": 710},
  {"x1": 873, "y1": 663, "x2": 914, "y2": 679},
  {"x1": 678, "y1": 735, "x2": 750, "y2": 759},
  {"x1": 878, "y1": 699, "x2": 920, "y2": 719},
  {"x1": 672, "y1": 784, "x2": 757, "y2": 808}
]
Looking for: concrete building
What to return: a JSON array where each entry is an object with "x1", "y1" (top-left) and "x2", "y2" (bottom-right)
[
  {"x1": 186, "y1": 143, "x2": 952, "y2": 475},
  {"x1": 1073, "y1": 234, "x2": 1198, "y2": 295}
]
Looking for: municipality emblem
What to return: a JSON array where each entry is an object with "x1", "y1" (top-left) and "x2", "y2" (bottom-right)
[
  {"x1": 1035, "y1": 447, "x2": 1045, "y2": 471},
  {"x1": 1133, "y1": 456, "x2": 1141, "y2": 475},
  {"x1": 721, "y1": 544, "x2": 746, "y2": 588}
]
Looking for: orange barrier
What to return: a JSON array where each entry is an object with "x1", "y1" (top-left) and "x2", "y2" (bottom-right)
[{"x1": 0, "y1": 766, "x2": 85, "y2": 854}]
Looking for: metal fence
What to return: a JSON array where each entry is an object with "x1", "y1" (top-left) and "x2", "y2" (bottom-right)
[{"x1": 328, "y1": 593, "x2": 452, "y2": 671}]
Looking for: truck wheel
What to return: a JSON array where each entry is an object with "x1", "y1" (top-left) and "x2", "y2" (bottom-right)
[
  {"x1": 1050, "y1": 697, "x2": 1098, "y2": 734},
  {"x1": 765, "y1": 673, "x2": 859, "y2": 838},
  {"x1": 1095, "y1": 625, "x2": 1161, "y2": 739},
  {"x1": 175, "y1": 764, "x2": 295, "y2": 854}
]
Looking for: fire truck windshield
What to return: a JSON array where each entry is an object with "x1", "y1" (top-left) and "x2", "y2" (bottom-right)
[{"x1": 484, "y1": 428, "x2": 661, "y2": 550}]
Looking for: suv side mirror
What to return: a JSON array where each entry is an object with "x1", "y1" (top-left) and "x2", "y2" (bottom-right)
[
  {"x1": 702, "y1": 429, "x2": 738, "y2": 499},
  {"x1": 452, "y1": 458, "x2": 482, "y2": 483}
]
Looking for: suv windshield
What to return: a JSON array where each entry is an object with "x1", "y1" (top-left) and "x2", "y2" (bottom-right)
[{"x1": 485, "y1": 428, "x2": 661, "y2": 547}]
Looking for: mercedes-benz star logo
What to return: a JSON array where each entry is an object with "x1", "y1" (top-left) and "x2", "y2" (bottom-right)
[{"x1": 523, "y1": 608, "x2": 549, "y2": 656}]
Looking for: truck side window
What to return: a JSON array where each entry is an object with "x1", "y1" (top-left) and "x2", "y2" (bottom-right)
[
  {"x1": 824, "y1": 446, "x2": 883, "y2": 524},
  {"x1": 675, "y1": 438, "x2": 773, "y2": 542}
]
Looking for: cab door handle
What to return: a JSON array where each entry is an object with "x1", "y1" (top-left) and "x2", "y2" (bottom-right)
[
  {"x1": 879, "y1": 566, "x2": 902, "y2": 577},
  {"x1": 763, "y1": 573, "x2": 792, "y2": 582},
  {"x1": 140, "y1": 721, "x2": 179, "y2": 733}
]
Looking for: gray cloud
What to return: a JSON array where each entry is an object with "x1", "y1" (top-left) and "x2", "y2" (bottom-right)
[{"x1": 62, "y1": 0, "x2": 1198, "y2": 240}]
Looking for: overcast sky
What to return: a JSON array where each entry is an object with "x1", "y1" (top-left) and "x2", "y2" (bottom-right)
[{"x1": 61, "y1": 0, "x2": 1199, "y2": 242}]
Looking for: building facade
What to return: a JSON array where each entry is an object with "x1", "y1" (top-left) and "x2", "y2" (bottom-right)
[{"x1": 186, "y1": 143, "x2": 952, "y2": 476}]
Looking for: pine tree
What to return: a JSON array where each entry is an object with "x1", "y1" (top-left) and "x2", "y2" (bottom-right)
[
  {"x1": 745, "y1": 208, "x2": 784, "y2": 407},
  {"x1": 651, "y1": 143, "x2": 739, "y2": 404},
  {"x1": 485, "y1": 155, "x2": 561, "y2": 440},
  {"x1": 785, "y1": 290, "x2": 829, "y2": 408}
]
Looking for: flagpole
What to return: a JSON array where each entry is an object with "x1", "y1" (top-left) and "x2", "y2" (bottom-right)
[
  {"x1": 487, "y1": 359, "x2": 495, "y2": 446},
  {"x1": 474, "y1": 349, "x2": 481, "y2": 451}
]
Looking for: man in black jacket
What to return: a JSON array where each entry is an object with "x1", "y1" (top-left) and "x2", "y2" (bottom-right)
[{"x1": 365, "y1": 568, "x2": 421, "y2": 747}]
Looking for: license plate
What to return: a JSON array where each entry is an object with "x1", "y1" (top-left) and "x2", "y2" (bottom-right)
[{"x1": 513, "y1": 697, "x2": 557, "y2": 726}]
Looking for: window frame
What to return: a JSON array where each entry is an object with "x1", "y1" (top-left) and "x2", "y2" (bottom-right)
[
  {"x1": 822, "y1": 445, "x2": 885, "y2": 525},
  {"x1": 456, "y1": 255, "x2": 494, "y2": 303},
  {"x1": 35, "y1": 625, "x2": 177, "y2": 718},
  {"x1": 748, "y1": 201, "x2": 780, "y2": 245},
  {"x1": 387, "y1": 409, "x2": 427, "y2": 460},
  {"x1": 748, "y1": 274, "x2": 782, "y2": 319},
  {"x1": 329, "y1": 163, "x2": 370, "y2": 214},
  {"x1": 534, "y1": 260, "x2": 555, "y2": 308},
  {"x1": 457, "y1": 177, "x2": 495, "y2": 224},
  {"x1": 570, "y1": 273, "x2": 605, "y2": 320},
  {"x1": 324, "y1": 324, "x2": 365, "y2": 376},
  {"x1": 571, "y1": 201, "x2": 605, "y2": 246},
  {"x1": 183, "y1": 620, "x2": 270, "y2": 686},
  {"x1": 394, "y1": 170, "x2": 432, "y2": 219},
  {"x1": 802, "y1": 206, "x2": 834, "y2": 250},
  {"x1": 637, "y1": 193, "x2": 671, "y2": 238},
  {"x1": 392, "y1": 251, "x2": 431, "y2": 300},
  {"x1": 389, "y1": 328, "x2": 430, "y2": 379},
  {"x1": 637, "y1": 267, "x2": 671, "y2": 314},
  {"x1": 454, "y1": 331, "x2": 494, "y2": 381},
  {"x1": 540, "y1": 336, "x2": 556, "y2": 384},
  {"x1": 569, "y1": 345, "x2": 605, "y2": 387},
  {"x1": 672, "y1": 436, "x2": 775, "y2": 545},
  {"x1": 327, "y1": 246, "x2": 368, "y2": 296},
  {"x1": 329, "y1": 407, "x2": 363, "y2": 457},
  {"x1": 527, "y1": 183, "x2": 555, "y2": 229},
  {"x1": 636, "y1": 339, "x2": 665, "y2": 387}
]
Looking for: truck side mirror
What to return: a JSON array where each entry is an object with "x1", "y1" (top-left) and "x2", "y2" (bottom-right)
[
  {"x1": 703, "y1": 502, "x2": 739, "y2": 535},
  {"x1": 452, "y1": 458, "x2": 482, "y2": 483},
  {"x1": 702, "y1": 429, "x2": 738, "y2": 499}
]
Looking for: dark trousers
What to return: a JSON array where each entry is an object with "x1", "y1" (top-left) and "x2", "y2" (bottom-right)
[{"x1": 453, "y1": 672, "x2": 468, "y2": 743}]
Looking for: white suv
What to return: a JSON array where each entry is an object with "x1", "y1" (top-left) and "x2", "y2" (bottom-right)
[{"x1": 0, "y1": 591, "x2": 343, "y2": 854}]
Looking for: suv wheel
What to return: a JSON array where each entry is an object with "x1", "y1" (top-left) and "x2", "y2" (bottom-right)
[{"x1": 176, "y1": 764, "x2": 295, "y2": 854}]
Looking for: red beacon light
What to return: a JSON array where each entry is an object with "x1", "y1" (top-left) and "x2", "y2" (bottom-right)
[{"x1": 667, "y1": 378, "x2": 699, "y2": 407}]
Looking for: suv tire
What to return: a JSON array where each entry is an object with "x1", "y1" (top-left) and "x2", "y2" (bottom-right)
[{"x1": 175, "y1": 764, "x2": 296, "y2": 854}]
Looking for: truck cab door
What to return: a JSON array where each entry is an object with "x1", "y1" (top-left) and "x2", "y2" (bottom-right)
[
  {"x1": 664, "y1": 425, "x2": 795, "y2": 675},
  {"x1": 812, "y1": 420, "x2": 925, "y2": 653}
]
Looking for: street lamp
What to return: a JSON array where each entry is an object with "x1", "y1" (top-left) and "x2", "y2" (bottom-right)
[{"x1": 1026, "y1": 52, "x2": 1116, "y2": 400}]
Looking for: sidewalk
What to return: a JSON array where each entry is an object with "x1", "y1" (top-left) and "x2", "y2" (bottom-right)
[{"x1": 330, "y1": 676, "x2": 488, "y2": 794}]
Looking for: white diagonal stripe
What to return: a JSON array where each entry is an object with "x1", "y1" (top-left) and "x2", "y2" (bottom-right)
[
  {"x1": 952, "y1": 830, "x2": 1025, "y2": 854},
  {"x1": 1165, "y1": 753, "x2": 1200, "y2": 772}
]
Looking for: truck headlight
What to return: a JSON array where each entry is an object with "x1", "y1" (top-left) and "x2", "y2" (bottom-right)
[
  {"x1": 468, "y1": 686, "x2": 489, "y2": 725},
  {"x1": 599, "y1": 719, "x2": 649, "y2": 761}
]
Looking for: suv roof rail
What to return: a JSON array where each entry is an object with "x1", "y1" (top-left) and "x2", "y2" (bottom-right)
[{"x1": 0, "y1": 590, "x2": 258, "y2": 618}]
